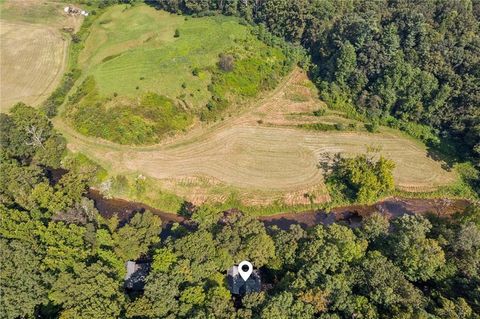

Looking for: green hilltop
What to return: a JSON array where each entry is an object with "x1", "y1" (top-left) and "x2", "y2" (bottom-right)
[{"x1": 65, "y1": 4, "x2": 291, "y2": 144}]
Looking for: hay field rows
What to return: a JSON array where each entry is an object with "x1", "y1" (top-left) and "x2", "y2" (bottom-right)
[
  {"x1": 0, "y1": 20, "x2": 66, "y2": 110},
  {"x1": 0, "y1": 0, "x2": 81, "y2": 111},
  {"x1": 57, "y1": 70, "x2": 457, "y2": 206}
]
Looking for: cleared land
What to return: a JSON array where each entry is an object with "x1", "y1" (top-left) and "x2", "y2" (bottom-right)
[
  {"x1": 66, "y1": 4, "x2": 288, "y2": 145},
  {"x1": 56, "y1": 69, "x2": 457, "y2": 207},
  {"x1": 79, "y1": 5, "x2": 249, "y2": 110},
  {"x1": 0, "y1": 0, "x2": 81, "y2": 111},
  {"x1": 0, "y1": 20, "x2": 66, "y2": 110}
]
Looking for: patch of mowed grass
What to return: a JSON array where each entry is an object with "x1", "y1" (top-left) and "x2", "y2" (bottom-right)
[
  {"x1": 81, "y1": 5, "x2": 250, "y2": 110},
  {"x1": 65, "y1": 76, "x2": 192, "y2": 145}
]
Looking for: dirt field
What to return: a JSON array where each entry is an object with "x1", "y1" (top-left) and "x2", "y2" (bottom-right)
[
  {"x1": 56, "y1": 69, "x2": 457, "y2": 206},
  {"x1": 0, "y1": 0, "x2": 81, "y2": 111}
]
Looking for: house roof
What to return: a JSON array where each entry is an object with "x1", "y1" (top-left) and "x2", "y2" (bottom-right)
[
  {"x1": 125, "y1": 261, "x2": 150, "y2": 291},
  {"x1": 227, "y1": 265, "x2": 261, "y2": 295}
]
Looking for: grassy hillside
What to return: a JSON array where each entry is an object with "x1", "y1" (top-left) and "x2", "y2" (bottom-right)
[
  {"x1": 80, "y1": 6, "x2": 246, "y2": 108},
  {"x1": 66, "y1": 4, "x2": 290, "y2": 144},
  {"x1": 56, "y1": 70, "x2": 465, "y2": 214}
]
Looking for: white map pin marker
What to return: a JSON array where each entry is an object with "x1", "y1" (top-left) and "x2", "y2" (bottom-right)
[{"x1": 238, "y1": 260, "x2": 253, "y2": 281}]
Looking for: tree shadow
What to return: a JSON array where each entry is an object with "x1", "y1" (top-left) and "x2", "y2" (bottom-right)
[
  {"x1": 425, "y1": 134, "x2": 469, "y2": 171},
  {"x1": 144, "y1": 0, "x2": 163, "y2": 10},
  {"x1": 426, "y1": 134, "x2": 480, "y2": 195}
]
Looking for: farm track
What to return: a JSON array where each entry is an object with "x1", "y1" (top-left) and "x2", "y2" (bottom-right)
[{"x1": 56, "y1": 69, "x2": 457, "y2": 205}]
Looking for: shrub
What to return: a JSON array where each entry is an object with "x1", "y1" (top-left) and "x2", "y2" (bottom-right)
[
  {"x1": 65, "y1": 79, "x2": 192, "y2": 145},
  {"x1": 327, "y1": 154, "x2": 396, "y2": 204},
  {"x1": 365, "y1": 121, "x2": 379, "y2": 133},
  {"x1": 218, "y1": 53, "x2": 235, "y2": 72},
  {"x1": 42, "y1": 69, "x2": 81, "y2": 117},
  {"x1": 71, "y1": 33, "x2": 81, "y2": 43},
  {"x1": 174, "y1": 29, "x2": 180, "y2": 38},
  {"x1": 313, "y1": 109, "x2": 326, "y2": 116}
]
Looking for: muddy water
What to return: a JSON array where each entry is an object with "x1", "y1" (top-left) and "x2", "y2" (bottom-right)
[
  {"x1": 87, "y1": 189, "x2": 470, "y2": 230},
  {"x1": 87, "y1": 190, "x2": 184, "y2": 226},
  {"x1": 260, "y1": 197, "x2": 470, "y2": 229}
]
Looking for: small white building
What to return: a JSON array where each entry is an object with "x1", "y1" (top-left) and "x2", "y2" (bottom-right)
[{"x1": 64, "y1": 6, "x2": 88, "y2": 16}]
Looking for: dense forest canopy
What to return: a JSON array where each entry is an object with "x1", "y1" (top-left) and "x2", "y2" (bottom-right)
[
  {"x1": 148, "y1": 0, "x2": 480, "y2": 185},
  {"x1": 1, "y1": 1, "x2": 480, "y2": 318},
  {"x1": 1, "y1": 103, "x2": 480, "y2": 319}
]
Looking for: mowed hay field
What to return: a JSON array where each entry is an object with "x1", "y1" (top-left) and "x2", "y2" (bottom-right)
[
  {"x1": 0, "y1": 0, "x2": 78, "y2": 111},
  {"x1": 57, "y1": 70, "x2": 457, "y2": 207},
  {"x1": 79, "y1": 5, "x2": 249, "y2": 110}
]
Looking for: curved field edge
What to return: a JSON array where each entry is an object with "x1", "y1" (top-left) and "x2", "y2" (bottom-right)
[
  {"x1": 55, "y1": 69, "x2": 461, "y2": 213},
  {"x1": 0, "y1": 20, "x2": 68, "y2": 111},
  {"x1": 61, "y1": 4, "x2": 293, "y2": 145},
  {"x1": 0, "y1": 0, "x2": 84, "y2": 112}
]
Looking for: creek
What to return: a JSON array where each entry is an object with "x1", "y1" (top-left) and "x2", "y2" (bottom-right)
[{"x1": 86, "y1": 189, "x2": 470, "y2": 230}]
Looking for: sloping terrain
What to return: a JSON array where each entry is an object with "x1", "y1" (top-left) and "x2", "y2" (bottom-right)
[
  {"x1": 78, "y1": 5, "x2": 249, "y2": 109},
  {"x1": 0, "y1": 0, "x2": 81, "y2": 111},
  {"x1": 64, "y1": 4, "x2": 288, "y2": 145},
  {"x1": 57, "y1": 69, "x2": 457, "y2": 206}
]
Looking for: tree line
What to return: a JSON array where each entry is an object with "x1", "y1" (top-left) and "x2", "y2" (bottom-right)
[
  {"x1": 142, "y1": 0, "x2": 479, "y2": 192},
  {"x1": 1, "y1": 104, "x2": 479, "y2": 318}
]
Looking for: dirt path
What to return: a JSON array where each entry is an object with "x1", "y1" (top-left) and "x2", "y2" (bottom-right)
[{"x1": 56, "y1": 69, "x2": 457, "y2": 205}]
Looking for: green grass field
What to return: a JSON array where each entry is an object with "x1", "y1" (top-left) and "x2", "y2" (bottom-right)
[
  {"x1": 66, "y1": 4, "x2": 289, "y2": 144},
  {"x1": 80, "y1": 5, "x2": 250, "y2": 110}
]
